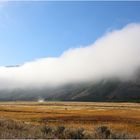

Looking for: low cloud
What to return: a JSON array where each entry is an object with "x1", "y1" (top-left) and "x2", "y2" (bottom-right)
[{"x1": 0, "y1": 23, "x2": 140, "y2": 89}]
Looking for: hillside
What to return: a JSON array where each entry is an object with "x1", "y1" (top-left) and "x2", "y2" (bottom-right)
[{"x1": 0, "y1": 76, "x2": 140, "y2": 102}]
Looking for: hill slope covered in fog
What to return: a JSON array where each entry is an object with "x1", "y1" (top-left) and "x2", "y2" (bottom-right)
[
  {"x1": 0, "y1": 74, "x2": 140, "y2": 102},
  {"x1": 0, "y1": 24, "x2": 140, "y2": 102}
]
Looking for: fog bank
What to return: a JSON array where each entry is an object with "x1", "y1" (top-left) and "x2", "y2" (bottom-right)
[{"x1": 0, "y1": 23, "x2": 140, "y2": 89}]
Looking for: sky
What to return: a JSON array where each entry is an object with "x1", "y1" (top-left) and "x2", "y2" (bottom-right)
[
  {"x1": 0, "y1": 1, "x2": 140, "y2": 89},
  {"x1": 0, "y1": 1, "x2": 140, "y2": 66}
]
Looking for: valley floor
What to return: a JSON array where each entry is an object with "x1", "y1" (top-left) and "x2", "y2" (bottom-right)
[{"x1": 0, "y1": 101, "x2": 140, "y2": 139}]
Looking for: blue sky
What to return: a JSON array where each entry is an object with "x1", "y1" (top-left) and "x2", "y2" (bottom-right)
[{"x1": 0, "y1": 1, "x2": 140, "y2": 66}]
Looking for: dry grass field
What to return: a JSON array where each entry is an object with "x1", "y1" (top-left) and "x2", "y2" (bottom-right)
[{"x1": 0, "y1": 101, "x2": 140, "y2": 138}]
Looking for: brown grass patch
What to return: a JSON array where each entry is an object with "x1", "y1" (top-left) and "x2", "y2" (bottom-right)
[{"x1": 0, "y1": 102, "x2": 140, "y2": 138}]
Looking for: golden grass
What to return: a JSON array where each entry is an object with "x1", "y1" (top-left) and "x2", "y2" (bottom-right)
[{"x1": 0, "y1": 102, "x2": 140, "y2": 136}]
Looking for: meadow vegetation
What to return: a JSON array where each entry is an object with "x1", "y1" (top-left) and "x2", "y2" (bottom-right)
[{"x1": 0, "y1": 102, "x2": 140, "y2": 139}]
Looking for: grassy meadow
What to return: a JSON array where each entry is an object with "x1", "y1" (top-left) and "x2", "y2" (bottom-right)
[{"x1": 0, "y1": 101, "x2": 140, "y2": 139}]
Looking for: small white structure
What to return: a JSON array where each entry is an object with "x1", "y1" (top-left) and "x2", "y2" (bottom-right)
[{"x1": 38, "y1": 98, "x2": 45, "y2": 103}]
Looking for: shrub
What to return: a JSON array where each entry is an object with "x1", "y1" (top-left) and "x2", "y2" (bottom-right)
[
  {"x1": 94, "y1": 125, "x2": 111, "y2": 139},
  {"x1": 0, "y1": 118, "x2": 139, "y2": 139},
  {"x1": 41, "y1": 125, "x2": 52, "y2": 135},
  {"x1": 64, "y1": 128, "x2": 85, "y2": 139},
  {"x1": 57, "y1": 125, "x2": 65, "y2": 133}
]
